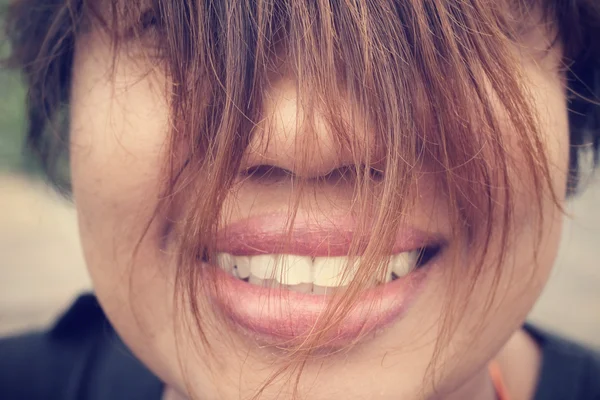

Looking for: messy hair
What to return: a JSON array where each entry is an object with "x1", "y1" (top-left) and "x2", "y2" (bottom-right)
[{"x1": 4, "y1": 0, "x2": 600, "y2": 398}]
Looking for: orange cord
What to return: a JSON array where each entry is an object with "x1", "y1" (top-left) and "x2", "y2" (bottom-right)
[{"x1": 488, "y1": 360, "x2": 512, "y2": 400}]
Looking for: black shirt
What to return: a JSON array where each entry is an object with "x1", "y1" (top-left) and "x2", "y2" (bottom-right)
[{"x1": 1, "y1": 294, "x2": 599, "y2": 399}]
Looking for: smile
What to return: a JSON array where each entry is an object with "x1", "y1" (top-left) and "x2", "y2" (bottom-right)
[
  {"x1": 215, "y1": 247, "x2": 439, "y2": 295},
  {"x1": 206, "y1": 214, "x2": 445, "y2": 346}
]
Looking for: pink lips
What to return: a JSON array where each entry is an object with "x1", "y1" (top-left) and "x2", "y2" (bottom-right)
[
  {"x1": 216, "y1": 213, "x2": 442, "y2": 257},
  {"x1": 209, "y1": 214, "x2": 442, "y2": 346},
  {"x1": 216, "y1": 267, "x2": 429, "y2": 346}
]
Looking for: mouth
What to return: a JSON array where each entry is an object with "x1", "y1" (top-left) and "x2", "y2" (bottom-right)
[
  {"x1": 213, "y1": 245, "x2": 442, "y2": 295},
  {"x1": 205, "y1": 215, "x2": 446, "y2": 346}
]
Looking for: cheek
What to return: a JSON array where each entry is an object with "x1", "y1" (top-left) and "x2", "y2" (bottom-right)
[
  {"x1": 69, "y1": 35, "x2": 190, "y2": 385},
  {"x1": 529, "y1": 65, "x2": 570, "y2": 194},
  {"x1": 515, "y1": 57, "x2": 570, "y2": 252},
  {"x1": 495, "y1": 57, "x2": 570, "y2": 314},
  {"x1": 70, "y1": 38, "x2": 169, "y2": 198},
  {"x1": 69, "y1": 35, "x2": 173, "y2": 327},
  {"x1": 70, "y1": 33, "x2": 169, "y2": 246}
]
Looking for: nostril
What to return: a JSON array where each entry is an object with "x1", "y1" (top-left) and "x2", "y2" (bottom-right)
[
  {"x1": 240, "y1": 164, "x2": 384, "y2": 183},
  {"x1": 323, "y1": 165, "x2": 384, "y2": 182},
  {"x1": 241, "y1": 165, "x2": 294, "y2": 182},
  {"x1": 320, "y1": 165, "x2": 355, "y2": 183},
  {"x1": 369, "y1": 167, "x2": 384, "y2": 181}
]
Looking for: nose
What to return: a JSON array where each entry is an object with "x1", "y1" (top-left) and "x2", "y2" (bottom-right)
[{"x1": 241, "y1": 78, "x2": 369, "y2": 179}]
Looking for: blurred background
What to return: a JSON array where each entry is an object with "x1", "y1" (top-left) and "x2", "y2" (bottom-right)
[{"x1": 0, "y1": 7, "x2": 598, "y2": 348}]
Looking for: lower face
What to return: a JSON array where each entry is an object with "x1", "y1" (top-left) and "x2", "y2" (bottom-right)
[{"x1": 69, "y1": 22, "x2": 569, "y2": 400}]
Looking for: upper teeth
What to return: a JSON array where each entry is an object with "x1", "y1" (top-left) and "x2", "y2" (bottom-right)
[{"x1": 215, "y1": 251, "x2": 419, "y2": 290}]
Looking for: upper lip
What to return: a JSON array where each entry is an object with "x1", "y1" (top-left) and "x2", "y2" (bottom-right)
[{"x1": 216, "y1": 213, "x2": 444, "y2": 257}]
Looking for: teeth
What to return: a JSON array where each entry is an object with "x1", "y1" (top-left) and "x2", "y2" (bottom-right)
[
  {"x1": 248, "y1": 277, "x2": 281, "y2": 289},
  {"x1": 215, "y1": 250, "x2": 421, "y2": 292},
  {"x1": 263, "y1": 279, "x2": 280, "y2": 289},
  {"x1": 312, "y1": 285, "x2": 330, "y2": 295},
  {"x1": 275, "y1": 255, "x2": 312, "y2": 285},
  {"x1": 217, "y1": 253, "x2": 235, "y2": 273},
  {"x1": 248, "y1": 254, "x2": 313, "y2": 284},
  {"x1": 287, "y1": 282, "x2": 313, "y2": 293},
  {"x1": 233, "y1": 256, "x2": 251, "y2": 279},
  {"x1": 248, "y1": 275, "x2": 262, "y2": 286},
  {"x1": 390, "y1": 251, "x2": 418, "y2": 278},
  {"x1": 250, "y1": 254, "x2": 277, "y2": 279},
  {"x1": 380, "y1": 260, "x2": 394, "y2": 283},
  {"x1": 313, "y1": 256, "x2": 357, "y2": 287}
]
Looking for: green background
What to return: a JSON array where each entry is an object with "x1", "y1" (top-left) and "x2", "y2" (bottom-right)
[{"x1": 0, "y1": 1, "x2": 30, "y2": 174}]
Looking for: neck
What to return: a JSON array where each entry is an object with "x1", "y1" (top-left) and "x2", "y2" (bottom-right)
[
  {"x1": 162, "y1": 329, "x2": 543, "y2": 400},
  {"x1": 439, "y1": 328, "x2": 542, "y2": 400},
  {"x1": 433, "y1": 364, "x2": 498, "y2": 400},
  {"x1": 162, "y1": 387, "x2": 188, "y2": 400}
]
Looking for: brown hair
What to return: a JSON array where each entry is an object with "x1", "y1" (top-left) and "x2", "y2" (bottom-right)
[{"x1": 4, "y1": 0, "x2": 600, "y2": 398}]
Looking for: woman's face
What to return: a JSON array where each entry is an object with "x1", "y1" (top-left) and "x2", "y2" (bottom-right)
[{"x1": 69, "y1": 8, "x2": 569, "y2": 400}]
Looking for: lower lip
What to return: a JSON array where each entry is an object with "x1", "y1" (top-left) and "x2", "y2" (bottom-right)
[{"x1": 210, "y1": 263, "x2": 431, "y2": 347}]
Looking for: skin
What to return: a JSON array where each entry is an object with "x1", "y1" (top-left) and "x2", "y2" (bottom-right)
[{"x1": 69, "y1": 8, "x2": 568, "y2": 400}]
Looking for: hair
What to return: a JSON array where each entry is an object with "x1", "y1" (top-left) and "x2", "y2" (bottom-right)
[{"x1": 3, "y1": 0, "x2": 600, "y2": 398}]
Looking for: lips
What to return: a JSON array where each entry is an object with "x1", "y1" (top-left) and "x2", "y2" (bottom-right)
[
  {"x1": 216, "y1": 214, "x2": 442, "y2": 257},
  {"x1": 214, "y1": 266, "x2": 430, "y2": 346},
  {"x1": 205, "y1": 214, "x2": 445, "y2": 346}
]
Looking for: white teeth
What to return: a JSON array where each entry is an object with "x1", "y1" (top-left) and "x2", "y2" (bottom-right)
[
  {"x1": 217, "y1": 253, "x2": 235, "y2": 273},
  {"x1": 250, "y1": 254, "x2": 277, "y2": 279},
  {"x1": 275, "y1": 255, "x2": 312, "y2": 285},
  {"x1": 287, "y1": 282, "x2": 313, "y2": 293},
  {"x1": 313, "y1": 256, "x2": 357, "y2": 287},
  {"x1": 312, "y1": 285, "x2": 330, "y2": 295},
  {"x1": 215, "y1": 250, "x2": 422, "y2": 292},
  {"x1": 248, "y1": 275, "x2": 264, "y2": 287},
  {"x1": 233, "y1": 256, "x2": 251, "y2": 279},
  {"x1": 381, "y1": 260, "x2": 394, "y2": 283},
  {"x1": 390, "y1": 251, "x2": 417, "y2": 278},
  {"x1": 263, "y1": 279, "x2": 280, "y2": 289}
]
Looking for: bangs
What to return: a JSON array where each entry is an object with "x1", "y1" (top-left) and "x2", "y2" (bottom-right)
[
  {"x1": 18, "y1": 0, "x2": 567, "y2": 397},
  {"x1": 91, "y1": 0, "x2": 555, "y2": 231}
]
